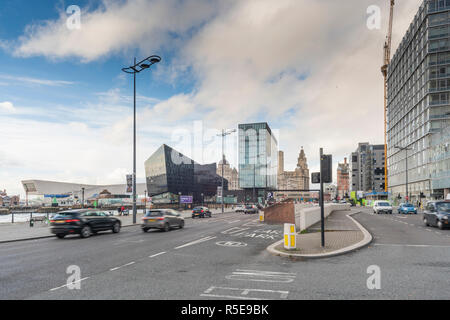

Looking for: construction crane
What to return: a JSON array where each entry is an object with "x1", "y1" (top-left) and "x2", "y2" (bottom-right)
[{"x1": 381, "y1": 0, "x2": 395, "y2": 193}]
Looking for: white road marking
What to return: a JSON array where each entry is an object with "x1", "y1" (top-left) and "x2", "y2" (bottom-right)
[
  {"x1": 149, "y1": 252, "x2": 166, "y2": 258},
  {"x1": 110, "y1": 261, "x2": 135, "y2": 271},
  {"x1": 226, "y1": 269, "x2": 296, "y2": 283},
  {"x1": 201, "y1": 286, "x2": 289, "y2": 300},
  {"x1": 221, "y1": 227, "x2": 250, "y2": 235},
  {"x1": 228, "y1": 220, "x2": 241, "y2": 224},
  {"x1": 174, "y1": 236, "x2": 216, "y2": 249},
  {"x1": 49, "y1": 277, "x2": 90, "y2": 291},
  {"x1": 374, "y1": 244, "x2": 450, "y2": 248}
]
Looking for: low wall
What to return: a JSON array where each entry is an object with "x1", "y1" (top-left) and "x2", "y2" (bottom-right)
[
  {"x1": 263, "y1": 203, "x2": 351, "y2": 231},
  {"x1": 263, "y1": 202, "x2": 295, "y2": 225},
  {"x1": 296, "y1": 203, "x2": 351, "y2": 231}
]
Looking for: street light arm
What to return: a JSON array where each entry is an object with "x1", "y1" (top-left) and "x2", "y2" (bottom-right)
[{"x1": 122, "y1": 55, "x2": 162, "y2": 74}]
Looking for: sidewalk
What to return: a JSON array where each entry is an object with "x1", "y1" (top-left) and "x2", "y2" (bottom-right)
[
  {"x1": 0, "y1": 208, "x2": 231, "y2": 244},
  {"x1": 267, "y1": 209, "x2": 372, "y2": 259}
]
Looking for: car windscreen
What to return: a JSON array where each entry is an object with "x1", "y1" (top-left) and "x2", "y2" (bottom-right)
[
  {"x1": 193, "y1": 207, "x2": 203, "y2": 210},
  {"x1": 377, "y1": 202, "x2": 390, "y2": 206},
  {"x1": 145, "y1": 211, "x2": 163, "y2": 217},
  {"x1": 404, "y1": 203, "x2": 414, "y2": 207},
  {"x1": 436, "y1": 202, "x2": 450, "y2": 212}
]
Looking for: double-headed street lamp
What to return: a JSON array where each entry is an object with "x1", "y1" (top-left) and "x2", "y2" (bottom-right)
[
  {"x1": 217, "y1": 129, "x2": 236, "y2": 213},
  {"x1": 122, "y1": 55, "x2": 161, "y2": 224},
  {"x1": 395, "y1": 145, "x2": 412, "y2": 203}
]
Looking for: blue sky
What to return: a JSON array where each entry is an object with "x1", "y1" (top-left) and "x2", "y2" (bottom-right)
[{"x1": 0, "y1": 0, "x2": 422, "y2": 196}]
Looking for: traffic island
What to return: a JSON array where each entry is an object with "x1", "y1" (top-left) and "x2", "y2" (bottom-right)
[{"x1": 266, "y1": 210, "x2": 372, "y2": 259}]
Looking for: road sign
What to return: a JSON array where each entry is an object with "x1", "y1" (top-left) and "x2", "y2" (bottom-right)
[
  {"x1": 126, "y1": 174, "x2": 133, "y2": 193},
  {"x1": 217, "y1": 186, "x2": 223, "y2": 197},
  {"x1": 180, "y1": 196, "x2": 193, "y2": 204},
  {"x1": 321, "y1": 155, "x2": 332, "y2": 183},
  {"x1": 311, "y1": 172, "x2": 320, "y2": 184}
]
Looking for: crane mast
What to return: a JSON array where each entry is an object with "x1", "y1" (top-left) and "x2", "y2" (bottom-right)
[{"x1": 381, "y1": 0, "x2": 395, "y2": 193}]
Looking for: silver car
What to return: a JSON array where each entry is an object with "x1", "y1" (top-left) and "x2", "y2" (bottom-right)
[{"x1": 141, "y1": 209, "x2": 185, "y2": 232}]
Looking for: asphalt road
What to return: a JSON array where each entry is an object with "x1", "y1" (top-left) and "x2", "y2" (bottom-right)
[{"x1": 0, "y1": 208, "x2": 449, "y2": 300}]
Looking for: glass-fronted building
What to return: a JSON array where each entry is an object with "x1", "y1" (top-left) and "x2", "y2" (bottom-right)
[
  {"x1": 144, "y1": 144, "x2": 227, "y2": 204},
  {"x1": 387, "y1": 0, "x2": 450, "y2": 201},
  {"x1": 238, "y1": 122, "x2": 278, "y2": 203}
]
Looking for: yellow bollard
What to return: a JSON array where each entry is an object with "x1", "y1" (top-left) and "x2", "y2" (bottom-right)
[
  {"x1": 284, "y1": 223, "x2": 296, "y2": 250},
  {"x1": 259, "y1": 211, "x2": 264, "y2": 222}
]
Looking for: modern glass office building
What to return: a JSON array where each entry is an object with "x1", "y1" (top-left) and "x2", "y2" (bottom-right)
[
  {"x1": 144, "y1": 144, "x2": 227, "y2": 203},
  {"x1": 387, "y1": 0, "x2": 450, "y2": 201},
  {"x1": 238, "y1": 122, "x2": 278, "y2": 202}
]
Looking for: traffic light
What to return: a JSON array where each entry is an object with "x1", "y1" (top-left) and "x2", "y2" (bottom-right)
[
  {"x1": 311, "y1": 172, "x2": 320, "y2": 184},
  {"x1": 321, "y1": 154, "x2": 332, "y2": 183}
]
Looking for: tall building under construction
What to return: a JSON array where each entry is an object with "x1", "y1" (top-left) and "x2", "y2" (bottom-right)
[{"x1": 387, "y1": 0, "x2": 450, "y2": 201}]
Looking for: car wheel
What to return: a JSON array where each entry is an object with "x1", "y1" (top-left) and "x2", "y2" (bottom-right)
[
  {"x1": 142, "y1": 228, "x2": 149, "y2": 233},
  {"x1": 423, "y1": 218, "x2": 429, "y2": 226},
  {"x1": 80, "y1": 226, "x2": 92, "y2": 238},
  {"x1": 179, "y1": 220, "x2": 185, "y2": 229},
  {"x1": 437, "y1": 221, "x2": 444, "y2": 230},
  {"x1": 112, "y1": 222, "x2": 121, "y2": 233},
  {"x1": 163, "y1": 223, "x2": 170, "y2": 232},
  {"x1": 56, "y1": 234, "x2": 65, "y2": 239}
]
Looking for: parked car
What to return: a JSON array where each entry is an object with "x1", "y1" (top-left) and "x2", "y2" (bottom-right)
[
  {"x1": 397, "y1": 203, "x2": 417, "y2": 214},
  {"x1": 234, "y1": 205, "x2": 246, "y2": 213},
  {"x1": 244, "y1": 204, "x2": 259, "y2": 214},
  {"x1": 192, "y1": 206, "x2": 212, "y2": 218},
  {"x1": 423, "y1": 201, "x2": 450, "y2": 230},
  {"x1": 50, "y1": 209, "x2": 121, "y2": 239},
  {"x1": 373, "y1": 201, "x2": 393, "y2": 214},
  {"x1": 142, "y1": 209, "x2": 184, "y2": 232}
]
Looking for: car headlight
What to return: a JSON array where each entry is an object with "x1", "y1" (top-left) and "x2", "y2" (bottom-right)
[{"x1": 443, "y1": 216, "x2": 449, "y2": 220}]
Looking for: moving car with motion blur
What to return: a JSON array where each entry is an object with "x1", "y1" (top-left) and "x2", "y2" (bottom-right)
[
  {"x1": 244, "y1": 204, "x2": 259, "y2": 214},
  {"x1": 142, "y1": 209, "x2": 185, "y2": 232},
  {"x1": 397, "y1": 203, "x2": 418, "y2": 214},
  {"x1": 50, "y1": 209, "x2": 121, "y2": 239},
  {"x1": 234, "y1": 205, "x2": 246, "y2": 213},
  {"x1": 423, "y1": 201, "x2": 450, "y2": 230},
  {"x1": 192, "y1": 206, "x2": 212, "y2": 218},
  {"x1": 373, "y1": 201, "x2": 393, "y2": 214}
]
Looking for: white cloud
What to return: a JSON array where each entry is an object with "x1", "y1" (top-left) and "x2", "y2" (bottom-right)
[
  {"x1": 0, "y1": 74, "x2": 74, "y2": 86},
  {"x1": 0, "y1": 101, "x2": 16, "y2": 113}
]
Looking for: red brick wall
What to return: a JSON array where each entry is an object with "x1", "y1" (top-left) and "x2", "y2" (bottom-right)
[{"x1": 263, "y1": 202, "x2": 294, "y2": 224}]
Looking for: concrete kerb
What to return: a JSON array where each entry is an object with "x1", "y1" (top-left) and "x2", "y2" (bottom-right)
[{"x1": 266, "y1": 210, "x2": 373, "y2": 259}]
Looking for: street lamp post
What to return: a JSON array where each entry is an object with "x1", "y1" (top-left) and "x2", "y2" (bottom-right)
[
  {"x1": 217, "y1": 129, "x2": 236, "y2": 213},
  {"x1": 144, "y1": 190, "x2": 147, "y2": 210},
  {"x1": 395, "y1": 145, "x2": 412, "y2": 203},
  {"x1": 122, "y1": 55, "x2": 161, "y2": 224}
]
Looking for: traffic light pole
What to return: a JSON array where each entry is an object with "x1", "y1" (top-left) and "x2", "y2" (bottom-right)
[{"x1": 320, "y1": 148, "x2": 325, "y2": 248}]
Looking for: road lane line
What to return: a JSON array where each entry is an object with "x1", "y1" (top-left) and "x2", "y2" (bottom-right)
[
  {"x1": 149, "y1": 251, "x2": 166, "y2": 258},
  {"x1": 49, "y1": 277, "x2": 90, "y2": 291},
  {"x1": 110, "y1": 261, "x2": 135, "y2": 271},
  {"x1": 374, "y1": 244, "x2": 450, "y2": 248},
  {"x1": 228, "y1": 220, "x2": 241, "y2": 224},
  {"x1": 174, "y1": 236, "x2": 217, "y2": 249}
]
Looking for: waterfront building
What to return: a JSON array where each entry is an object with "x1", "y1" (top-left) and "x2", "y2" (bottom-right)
[
  {"x1": 145, "y1": 144, "x2": 227, "y2": 204},
  {"x1": 277, "y1": 148, "x2": 310, "y2": 191},
  {"x1": 351, "y1": 143, "x2": 386, "y2": 193},
  {"x1": 238, "y1": 122, "x2": 278, "y2": 203},
  {"x1": 337, "y1": 158, "x2": 350, "y2": 199}
]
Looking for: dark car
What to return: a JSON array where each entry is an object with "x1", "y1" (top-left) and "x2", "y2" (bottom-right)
[
  {"x1": 423, "y1": 201, "x2": 450, "y2": 230},
  {"x1": 397, "y1": 203, "x2": 417, "y2": 214},
  {"x1": 50, "y1": 209, "x2": 121, "y2": 239},
  {"x1": 244, "y1": 204, "x2": 258, "y2": 214},
  {"x1": 192, "y1": 206, "x2": 212, "y2": 218},
  {"x1": 142, "y1": 209, "x2": 184, "y2": 232}
]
